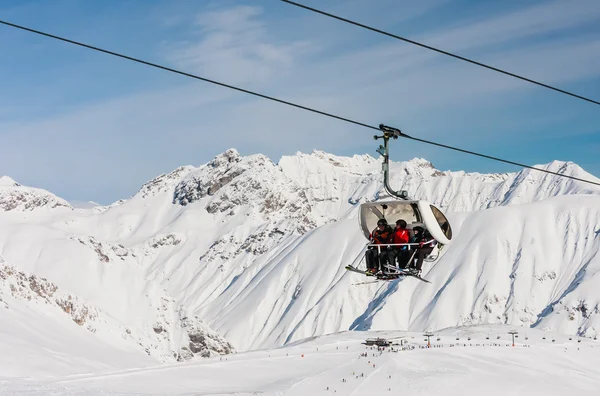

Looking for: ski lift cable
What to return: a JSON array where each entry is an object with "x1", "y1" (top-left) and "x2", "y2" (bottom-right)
[
  {"x1": 1, "y1": 19, "x2": 599, "y2": 188},
  {"x1": 280, "y1": 0, "x2": 600, "y2": 107}
]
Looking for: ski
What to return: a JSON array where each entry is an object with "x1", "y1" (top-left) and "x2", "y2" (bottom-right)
[
  {"x1": 383, "y1": 264, "x2": 431, "y2": 283},
  {"x1": 375, "y1": 273, "x2": 403, "y2": 281},
  {"x1": 345, "y1": 264, "x2": 430, "y2": 283},
  {"x1": 405, "y1": 273, "x2": 431, "y2": 283},
  {"x1": 345, "y1": 265, "x2": 394, "y2": 280},
  {"x1": 345, "y1": 265, "x2": 372, "y2": 275}
]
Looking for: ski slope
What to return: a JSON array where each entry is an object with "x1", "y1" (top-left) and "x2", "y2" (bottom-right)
[{"x1": 1, "y1": 325, "x2": 599, "y2": 395}]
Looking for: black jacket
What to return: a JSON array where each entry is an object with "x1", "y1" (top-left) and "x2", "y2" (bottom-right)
[{"x1": 369, "y1": 225, "x2": 394, "y2": 244}]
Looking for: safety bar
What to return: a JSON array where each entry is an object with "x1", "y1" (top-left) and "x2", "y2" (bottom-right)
[
  {"x1": 368, "y1": 240, "x2": 436, "y2": 255},
  {"x1": 367, "y1": 240, "x2": 435, "y2": 248}
]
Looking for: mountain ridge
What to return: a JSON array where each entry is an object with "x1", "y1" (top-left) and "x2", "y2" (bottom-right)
[
  {"x1": 3, "y1": 148, "x2": 598, "y2": 211},
  {"x1": 1, "y1": 148, "x2": 599, "y2": 356}
]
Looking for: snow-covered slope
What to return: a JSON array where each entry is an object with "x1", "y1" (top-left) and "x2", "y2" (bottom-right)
[
  {"x1": 2, "y1": 325, "x2": 599, "y2": 395},
  {"x1": 192, "y1": 194, "x2": 600, "y2": 350},
  {"x1": 1, "y1": 148, "x2": 599, "y2": 360},
  {"x1": 0, "y1": 253, "x2": 234, "y2": 365},
  {"x1": 0, "y1": 254, "x2": 157, "y2": 378}
]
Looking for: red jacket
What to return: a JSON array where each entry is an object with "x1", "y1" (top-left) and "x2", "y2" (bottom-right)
[{"x1": 393, "y1": 228, "x2": 409, "y2": 245}]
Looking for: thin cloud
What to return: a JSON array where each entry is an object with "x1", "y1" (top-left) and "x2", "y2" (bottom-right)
[
  {"x1": 166, "y1": 5, "x2": 316, "y2": 85},
  {"x1": 423, "y1": 0, "x2": 600, "y2": 53}
]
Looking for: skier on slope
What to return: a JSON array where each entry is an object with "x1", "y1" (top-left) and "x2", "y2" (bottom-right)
[
  {"x1": 406, "y1": 226, "x2": 436, "y2": 276},
  {"x1": 392, "y1": 219, "x2": 410, "y2": 270},
  {"x1": 365, "y1": 218, "x2": 394, "y2": 275}
]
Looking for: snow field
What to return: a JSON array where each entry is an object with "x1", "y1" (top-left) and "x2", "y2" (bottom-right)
[{"x1": 1, "y1": 325, "x2": 599, "y2": 395}]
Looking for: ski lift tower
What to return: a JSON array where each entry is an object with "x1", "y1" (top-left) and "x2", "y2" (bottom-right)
[
  {"x1": 508, "y1": 330, "x2": 518, "y2": 347},
  {"x1": 424, "y1": 332, "x2": 434, "y2": 348}
]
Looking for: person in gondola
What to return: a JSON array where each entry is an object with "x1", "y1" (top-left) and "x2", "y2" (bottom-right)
[
  {"x1": 392, "y1": 219, "x2": 410, "y2": 270},
  {"x1": 406, "y1": 226, "x2": 436, "y2": 276},
  {"x1": 365, "y1": 218, "x2": 394, "y2": 275}
]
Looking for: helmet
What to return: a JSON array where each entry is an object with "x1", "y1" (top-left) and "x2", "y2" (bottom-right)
[
  {"x1": 377, "y1": 218, "x2": 387, "y2": 226},
  {"x1": 396, "y1": 219, "x2": 407, "y2": 228}
]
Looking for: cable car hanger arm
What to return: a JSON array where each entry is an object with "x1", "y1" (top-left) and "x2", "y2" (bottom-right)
[{"x1": 374, "y1": 124, "x2": 411, "y2": 200}]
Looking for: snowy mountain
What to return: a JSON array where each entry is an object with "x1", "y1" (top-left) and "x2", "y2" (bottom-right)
[
  {"x1": 0, "y1": 175, "x2": 72, "y2": 211},
  {"x1": 1, "y1": 148, "x2": 600, "y2": 363}
]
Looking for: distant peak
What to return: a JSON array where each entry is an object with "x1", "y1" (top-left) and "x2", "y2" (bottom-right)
[
  {"x1": 546, "y1": 160, "x2": 578, "y2": 171},
  {"x1": 404, "y1": 157, "x2": 435, "y2": 168},
  {"x1": 517, "y1": 160, "x2": 597, "y2": 182},
  {"x1": 309, "y1": 150, "x2": 348, "y2": 166},
  {"x1": 224, "y1": 148, "x2": 240, "y2": 157},
  {"x1": 135, "y1": 165, "x2": 196, "y2": 199},
  {"x1": 0, "y1": 176, "x2": 20, "y2": 187},
  {"x1": 0, "y1": 178, "x2": 72, "y2": 211},
  {"x1": 310, "y1": 149, "x2": 377, "y2": 161},
  {"x1": 209, "y1": 148, "x2": 242, "y2": 168},
  {"x1": 279, "y1": 149, "x2": 378, "y2": 168}
]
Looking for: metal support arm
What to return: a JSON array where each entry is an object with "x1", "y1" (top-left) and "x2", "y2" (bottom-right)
[{"x1": 374, "y1": 124, "x2": 410, "y2": 200}]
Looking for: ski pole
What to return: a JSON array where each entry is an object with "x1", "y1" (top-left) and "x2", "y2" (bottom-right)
[{"x1": 405, "y1": 248, "x2": 418, "y2": 269}]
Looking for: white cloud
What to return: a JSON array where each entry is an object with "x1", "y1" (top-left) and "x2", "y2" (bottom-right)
[
  {"x1": 196, "y1": 5, "x2": 263, "y2": 33},
  {"x1": 166, "y1": 5, "x2": 315, "y2": 85}
]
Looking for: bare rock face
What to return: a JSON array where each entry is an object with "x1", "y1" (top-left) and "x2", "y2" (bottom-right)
[
  {"x1": 178, "y1": 315, "x2": 234, "y2": 360},
  {"x1": 173, "y1": 149, "x2": 244, "y2": 205},
  {"x1": 69, "y1": 235, "x2": 136, "y2": 262},
  {"x1": 0, "y1": 255, "x2": 234, "y2": 362},
  {"x1": 135, "y1": 166, "x2": 196, "y2": 199},
  {"x1": 150, "y1": 234, "x2": 183, "y2": 249},
  {"x1": 173, "y1": 149, "x2": 316, "y2": 232},
  {"x1": 167, "y1": 150, "x2": 324, "y2": 276},
  {"x1": 55, "y1": 296, "x2": 99, "y2": 327},
  {"x1": 0, "y1": 258, "x2": 99, "y2": 328}
]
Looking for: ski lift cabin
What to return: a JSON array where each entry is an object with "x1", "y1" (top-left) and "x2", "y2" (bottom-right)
[{"x1": 358, "y1": 200, "x2": 453, "y2": 261}]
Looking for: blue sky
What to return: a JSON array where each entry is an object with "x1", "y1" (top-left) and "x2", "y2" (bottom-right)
[{"x1": 1, "y1": 0, "x2": 599, "y2": 204}]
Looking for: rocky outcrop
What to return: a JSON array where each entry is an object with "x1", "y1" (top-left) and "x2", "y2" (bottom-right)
[
  {"x1": 0, "y1": 177, "x2": 71, "y2": 211},
  {"x1": 178, "y1": 316, "x2": 234, "y2": 360},
  {"x1": 135, "y1": 166, "x2": 195, "y2": 199},
  {"x1": 0, "y1": 255, "x2": 233, "y2": 362},
  {"x1": 0, "y1": 259, "x2": 100, "y2": 328},
  {"x1": 69, "y1": 235, "x2": 136, "y2": 262},
  {"x1": 173, "y1": 150, "x2": 316, "y2": 232}
]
